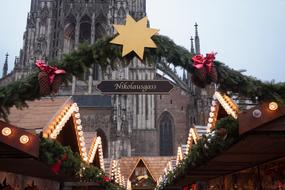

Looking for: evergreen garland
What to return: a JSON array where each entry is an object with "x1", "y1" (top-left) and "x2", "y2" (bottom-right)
[
  {"x1": 39, "y1": 138, "x2": 124, "y2": 190},
  {"x1": 0, "y1": 34, "x2": 285, "y2": 120}
]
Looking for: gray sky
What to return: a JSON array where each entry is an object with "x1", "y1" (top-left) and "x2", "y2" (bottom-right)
[{"x1": 1, "y1": 0, "x2": 285, "y2": 82}]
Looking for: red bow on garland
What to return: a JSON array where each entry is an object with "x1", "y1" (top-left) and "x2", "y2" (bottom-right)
[
  {"x1": 192, "y1": 52, "x2": 216, "y2": 73},
  {"x1": 51, "y1": 159, "x2": 62, "y2": 174},
  {"x1": 35, "y1": 60, "x2": 66, "y2": 96},
  {"x1": 35, "y1": 60, "x2": 66, "y2": 84},
  {"x1": 103, "y1": 176, "x2": 111, "y2": 182},
  {"x1": 51, "y1": 154, "x2": 68, "y2": 174},
  {"x1": 191, "y1": 52, "x2": 218, "y2": 88}
]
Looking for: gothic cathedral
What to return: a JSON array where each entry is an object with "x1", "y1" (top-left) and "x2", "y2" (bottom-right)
[{"x1": 0, "y1": 0, "x2": 212, "y2": 159}]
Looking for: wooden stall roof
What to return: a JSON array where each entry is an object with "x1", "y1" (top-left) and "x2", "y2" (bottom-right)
[
  {"x1": 172, "y1": 104, "x2": 285, "y2": 187},
  {"x1": 4, "y1": 96, "x2": 91, "y2": 161},
  {"x1": 7, "y1": 97, "x2": 72, "y2": 132},
  {"x1": 0, "y1": 121, "x2": 39, "y2": 158},
  {"x1": 0, "y1": 122, "x2": 66, "y2": 181},
  {"x1": 119, "y1": 156, "x2": 174, "y2": 182}
]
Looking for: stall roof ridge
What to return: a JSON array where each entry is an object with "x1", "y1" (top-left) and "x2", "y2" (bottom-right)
[{"x1": 5, "y1": 96, "x2": 72, "y2": 131}]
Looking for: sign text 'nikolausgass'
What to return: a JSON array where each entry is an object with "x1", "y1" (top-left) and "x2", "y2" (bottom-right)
[
  {"x1": 97, "y1": 80, "x2": 174, "y2": 94},
  {"x1": 114, "y1": 82, "x2": 157, "y2": 92}
]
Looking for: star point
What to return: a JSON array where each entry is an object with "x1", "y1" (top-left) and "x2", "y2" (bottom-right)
[{"x1": 110, "y1": 15, "x2": 159, "y2": 60}]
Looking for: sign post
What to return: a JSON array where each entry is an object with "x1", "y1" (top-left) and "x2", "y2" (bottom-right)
[{"x1": 96, "y1": 80, "x2": 174, "y2": 95}]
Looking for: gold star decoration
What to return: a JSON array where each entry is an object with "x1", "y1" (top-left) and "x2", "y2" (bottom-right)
[{"x1": 110, "y1": 15, "x2": 159, "y2": 60}]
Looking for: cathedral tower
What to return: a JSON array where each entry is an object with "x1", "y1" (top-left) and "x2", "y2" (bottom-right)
[
  {"x1": 2, "y1": 53, "x2": 8, "y2": 78},
  {"x1": 194, "y1": 23, "x2": 200, "y2": 55}
]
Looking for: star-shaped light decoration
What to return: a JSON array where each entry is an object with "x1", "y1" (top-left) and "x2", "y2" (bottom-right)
[{"x1": 110, "y1": 15, "x2": 159, "y2": 60}]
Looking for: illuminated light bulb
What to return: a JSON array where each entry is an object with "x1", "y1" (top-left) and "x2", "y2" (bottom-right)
[
  {"x1": 209, "y1": 112, "x2": 215, "y2": 117},
  {"x1": 20, "y1": 135, "x2": 29, "y2": 144},
  {"x1": 269, "y1": 102, "x2": 278, "y2": 111},
  {"x1": 66, "y1": 111, "x2": 72, "y2": 117},
  {"x1": 208, "y1": 118, "x2": 214, "y2": 123},
  {"x1": 62, "y1": 115, "x2": 69, "y2": 122},
  {"x1": 54, "y1": 129, "x2": 60, "y2": 135},
  {"x1": 77, "y1": 125, "x2": 82, "y2": 130},
  {"x1": 224, "y1": 105, "x2": 231, "y2": 112},
  {"x1": 75, "y1": 113, "x2": 80, "y2": 118},
  {"x1": 76, "y1": 119, "x2": 81, "y2": 125},
  {"x1": 43, "y1": 133, "x2": 48, "y2": 138},
  {"x1": 2, "y1": 127, "x2": 12, "y2": 136},
  {"x1": 49, "y1": 124, "x2": 55, "y2": 130},
  {"x1": 83, "y1": 151, "x2": 87, "y2": 155},
  {"x1": 210, "y1": 106, "x2": 216, "y2": 112},
  {"x1": 57, "y1": 123, "x2": 64, "y2": 129},
  {"x1": 44, "y1": 129, "x2": 51, "y2": 135},
  {"x1": 78, "y1": 131, "x2": 83, "y2": 136},
  {"x1": 74, "y1": 106, "x2": 79, "y2": 112},
  {"x1": 50, "y1": 133, "x2": 57, "y2": 139}
]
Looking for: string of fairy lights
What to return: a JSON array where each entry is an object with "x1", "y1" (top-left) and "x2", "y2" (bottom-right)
[
  {"x1": 42, "y1": 102, "x2": 88, "y2": 161},
  {"x1": 88, "y1": 136, "x2": 105, "y2": 171}
]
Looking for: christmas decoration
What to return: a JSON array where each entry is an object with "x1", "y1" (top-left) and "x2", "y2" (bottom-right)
[
  {"x1": 39, "y1": 138, "x2": 124, "y2": 190},
  {"x1": 110, "y1": 15, "x2": 159, "y2": 59},
  {"x1": 51, "y1": 155, "x2": 68, "y2": 174},
  {"x1": 35, "y1": 60, "x2": 66, "y2": 96},
  {"x1": 37, "y1": 71, "x2": 50, "y2": 96},
  {"x1": 191, "y1": 53, "x2": 218, "y2": 87},
  {"x1": 0, "y1": 35, "x2": 285, "y2": 120}
]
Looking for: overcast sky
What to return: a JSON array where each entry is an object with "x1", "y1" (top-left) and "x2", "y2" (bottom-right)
[{"x1": 1, "y1": 0, "x2": 285, "y2": 82}]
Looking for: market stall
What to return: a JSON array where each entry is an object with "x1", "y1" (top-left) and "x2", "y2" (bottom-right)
[{"x1": 157, "y1": 102, "x2": 285, "y2": 190}]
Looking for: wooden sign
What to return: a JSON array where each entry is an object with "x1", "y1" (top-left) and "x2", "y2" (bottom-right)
[{"x1": 96, "y1": 80, "x2": 174, "y2": 94}]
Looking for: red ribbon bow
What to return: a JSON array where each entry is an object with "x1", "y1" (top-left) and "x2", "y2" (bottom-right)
[
  {"x1": 35, "y1": 60, "x2": 66, "y2": 84},
  {"x1": 51, "y1": 159, "x2": 62, "y2": 174},
  {"x1": 192, "y1": 52, "x2": 216, "y2": 73},
  {"x1": 103, "y1": 176, "x2": 111, "y2": 182}
]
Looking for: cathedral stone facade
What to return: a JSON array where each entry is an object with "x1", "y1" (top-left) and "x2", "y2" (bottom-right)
[{"x1": 0, "y1": 0, "x2": 212, "y2": 159}]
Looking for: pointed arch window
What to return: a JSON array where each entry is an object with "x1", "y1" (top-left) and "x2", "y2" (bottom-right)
[
  {"x1": 159, "y1": 112, "x2": 174, "y2": 156},
  {"x1": 79, "y1": 15, "x2": 91, "y2": 43},
  {"x1": 63, "y1": 15, "x2": 76, "y2": 54}
]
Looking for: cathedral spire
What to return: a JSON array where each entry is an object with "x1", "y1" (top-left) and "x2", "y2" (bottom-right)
[
  {"x1": 190, "y1": 36, "x2": 195, "y2": 54},
  {"x1": 2, "y1": 53, "x2": 8, "y2": 78},
  {"x1": 194, "y1": 23, "x2": 200, "y2": 55}
]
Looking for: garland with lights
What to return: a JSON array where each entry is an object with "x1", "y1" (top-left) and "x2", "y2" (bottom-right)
[
  {"x1": 39, "y1": 138, "x2": 125, "y2": 190},
  {"x1": 155, "y1": 116, "x2": 239, "y2": 190},
  {"x1": 0, "y1": 35, "x2": 285, "y2": 120}
]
